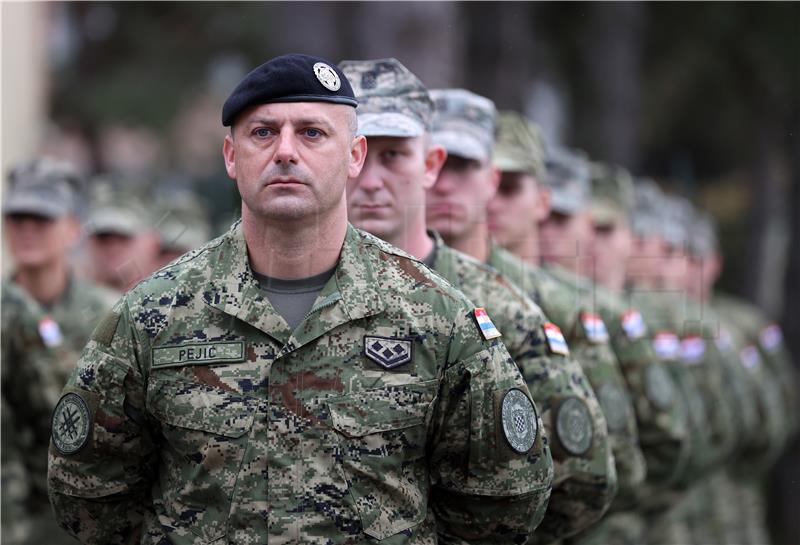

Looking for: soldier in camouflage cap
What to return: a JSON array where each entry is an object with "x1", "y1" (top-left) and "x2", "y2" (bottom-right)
[
  {"x1": 589, "y1": 163, "x2": 634, "y2": 294},
  {"x1": 153, "y1": 186, "x2": 214, "y2": 269},
  {"x1": 344, "y1": 57, "x2": 622, "y2": 543},
  {"x1": 84, "y1": 179, "x2": 161, "y2": 291},
  {"x1": 2, "y1": 158, "x2": 117, "y2": 544},
  {"x1": 49, "y1": 53, "x2": 547, "y2": 544}
]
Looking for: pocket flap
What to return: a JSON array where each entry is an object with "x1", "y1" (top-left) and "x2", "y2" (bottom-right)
[
  {"x1": 148, "y1": 379, "x2": 256, "y2": 438},
  {"x1": 327, "y1": 381, "x2": 437, "y2": 437}
]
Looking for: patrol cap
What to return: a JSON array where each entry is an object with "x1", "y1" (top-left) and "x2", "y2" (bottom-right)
[
  {"x1": 690, "y1": 210, "x2": 718, "y2": 258},
  {"x1": 156, "y1": 189, "x2": 212, "y2": 252},
  {"x1": 660, "y1": 194, "x2": 691, "y2": 250},
  {"x1": 430, "y1": 89, "x2": 496, "y2": 163},
  {"x1": 3, "y1": 157, "x2": 82, "y2": 218},
  {"x1": 590, "y1": 162, "x2": 634, "y2": 228},
  {"x1": 493, "y1": 111, "x2": 546, "y2": 180},
  {"x1": 222, "y1": 53, "x2": 357, "y2": 127},
  {"x1": 630, "y1": 178, "x2": 663, "y2": 237},
  {"x1": 85, "y1": 180, "x2": 151, "y2": 236},
  {"x1": 339, "y1": 58, "x2": 432, "y2": 138},
  {"x1": 543, "y1": 147, "x2": 590, "y2": 215}
]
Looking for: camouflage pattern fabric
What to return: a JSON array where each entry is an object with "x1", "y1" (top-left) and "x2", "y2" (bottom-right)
[
  {"x1": 0, "y1": 278, "x2": 117, "y2": 543},
  {"x1": 429, "y1": 88, "x2": 496, "y2": 162},
  {"x1": 48, "y1": 222, "x2": 552, "y2": 544},
  {"x1": 427, "y1": 232, "x2": 615, "y2": 544}
]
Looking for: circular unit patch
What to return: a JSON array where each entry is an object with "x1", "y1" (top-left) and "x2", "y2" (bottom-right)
[
  {"x1": 644, "y1": 364, "x2": 675, "y2": 410},
  {"x1": 556, "y1": 397, "x2": 594, "y2": 455},
  {"x1": 597, "y1": 383, "x2": 631, "y2": 432},
  {"x1": 501, "y1": 388, "x2": 538, "y2": 454},
  {"x1": 313, "y1": 62, "x2": 341, "y2": 91},
  {"x1": 51, "y1": 392, "x2": 92, "y2": 455}
]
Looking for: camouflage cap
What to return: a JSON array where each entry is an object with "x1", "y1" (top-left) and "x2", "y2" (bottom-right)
[
  {"x1": 155, "y1": 188, "x2": 212, "y2": 252},
  {"x1": 339, "y1": 58, "x2": 432, "y2": 138},
  {"x1": 3, "y1": 157, "x2": 83, "y2": 218},
  {"x1": 659, "y1": 194, "x2": 691, "y2": 250},
  {"x1": 542, "y1": 147, "x2": 590, "y2": 215},
  {"x1": 689, "y1": 210, "x2": 718, "y2": 258},
  {"x1": 590, "y1": 162, "x2": 634, "y2": 228},
  {"x1": 85, "y1": 179, "x2": 152, "y2": 236},
  {"x1": 630, "y1": 178, "x2": 663, "y2": 237},
  {"x1": 430, "y1": 89, "x2": 496, "y2": 162},
  {"x1": 493, "y1": 111, "x2": 546, "y2": 180}
]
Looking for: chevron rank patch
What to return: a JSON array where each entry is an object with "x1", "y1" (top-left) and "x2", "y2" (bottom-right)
[
  {"x1": 620, "y1": 309, "x2": 647, "y2": 340},
  {"x1": 363, "y1": 336, "x2": 412, "y2": 369},
  {"x1": 544, "y1": 322, "x2": 570, "y2": 356},
  {"x1": 759, "y1": 324, "x2": 783, "y2": 353},
  {"x1": 38, "y1": 316, "x2": 63, "y2": 347},
  {"x1": 739, "y1": 345, "x2": 761, "y2": 372},
  {"x1": 680, "y1": 335, "x2": 706, "y2": 365},
  {"x1": 652, "y1": 331, "x2": 680, "y2": 360},
  {"x1": 473, "y1": 307, "x2": 502, "y2": 340},
  {"x1": 715, "y1": 328, "x2": 733, "y2": 353},
  {"x1": 581, "y1": 312, "x2": 609, "y2": 343}
]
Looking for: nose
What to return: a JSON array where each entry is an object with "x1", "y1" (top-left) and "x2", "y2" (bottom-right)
[
  {"x1": 354, "y1": 156, "x2": 385, "y2": 193},
  {"x1": 430, "y1": 170, "x2": 455, "y2": 195},
  {"x1": 274, "y1": 130, "x2": 299, "y2": 165}
]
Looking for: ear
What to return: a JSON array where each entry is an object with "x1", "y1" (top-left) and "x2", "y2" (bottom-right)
[
  {"x1": 63, "y1": 216, "x2": 82, "y2": 249},
  {"x1": 223, "y1": 134, "x2": 237, "y2": 181},
  {"x1": 486, "y1": 165, "x2": 501, "y2": 199},
  {"x1": 421, "y1": 145, "x2": 447, "y2": 190},
  {"x1": 348, "y1": 134, "x2": 368, "y2": 178},
  {"x1": 534, "y1": 183, "x2": 552, "y2": 222}
]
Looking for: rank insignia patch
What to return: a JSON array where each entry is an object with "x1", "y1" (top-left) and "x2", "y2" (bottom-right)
[
  {"x1": 38, "y1": 316, "x2": 63, "y2": 347},
  {"x1": 501, "y1": 388, "x2": 538, "y2": 454},
  {"x1": 759, "y1": 324, "x2": 783, "y2": 353},
  {"x1": 474, "y1": 307, "x2": 502, "y2": 340},
  {"x1": 544, "y1": 322, "x2": 570, "y2": 355},
  {"x1": 620, "y1": 309, "x2": 647, "y2": 340},
  {"x1": 652, "y1": 331, "x2": 680, "y2": 360},
  {"x1": 363, "y1": 336, "x2": 412, "y2": 369},
  {"x1": 680, "y1": 335, "x2": 706, "y2": 365},
  {"x1": 581, "y1": 312, "x2": 609, "y2": 343},
  {"x1": 51, "y1": 392, "x2": 92, "y2": 455}
]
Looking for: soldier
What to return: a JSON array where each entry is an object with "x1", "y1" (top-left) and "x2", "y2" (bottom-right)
[
  {"x1": 341, "y1": 57, "x2": 616, "y2": 543},
  {"x1": 426, "y1": 94, "x2": 625, "y2": 544},
  {"x1": 48, "y1": 53, "x2": 547, "y2": 544},
  {"x1": 2, "y1": 158, "x2": 118, "y2": 544},
  {"x1": 153, "y1": 187, "x2": 214, "y2": 268},
  {"x1": 83, "y1": 179, "x2": 161, "y2": 291}
]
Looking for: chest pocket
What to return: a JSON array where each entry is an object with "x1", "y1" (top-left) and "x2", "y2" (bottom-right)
[
  {"x1": 327, "y1": 380, "x2": 437, "y2": 540},
  {"x1": 147, "y1": 375, "x2": 257, "y2": 543}
]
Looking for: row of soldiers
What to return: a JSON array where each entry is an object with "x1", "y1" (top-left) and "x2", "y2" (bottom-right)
[{"x1": 3, "y1": 55, "x2": 799, "y2": 544}]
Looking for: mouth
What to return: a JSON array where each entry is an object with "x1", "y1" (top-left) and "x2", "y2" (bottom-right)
[{"x1": 267, "y1": 177, "x2": 305, "y2": 187}]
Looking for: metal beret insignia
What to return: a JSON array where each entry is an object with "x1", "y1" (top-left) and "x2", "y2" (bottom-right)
[
  {"x1": 556, "y1": 397, "x2": 593, "y2": 455},
  {"x1": 501, "y1": 388, "x2": 538, "y2": 454},
  {"x1": 363, "y1": 336, "x2": 412, "y2": 369},
  {"x1": 51, "y1": 392, "x2": 92, "y2": 455},
  {"x1": 314, "y1": 62, "x2": 341, "y2": 91}
]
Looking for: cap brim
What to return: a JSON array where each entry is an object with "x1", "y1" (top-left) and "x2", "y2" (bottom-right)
[
  {"x1": 86, "y1": 210, "x2": 144, "y2": 236},
  {"x1": 432, "y1": 131, "x2": 489, "y2": 162},
  {"x1": 549, "y1": 192, "x2": 584, "y2": 216},
  {"x1": 357, "y1": 112, "x2": 425, "y2": 138},
  {"x1": 3, "y1": 194, "x2": 69, "y2": 218},
  {"x1": 494, "y1": 150, "x2": 532, "y2": 174},
  {"x1": 590, "y1": 201, "x2": 620, "y2": 228}
]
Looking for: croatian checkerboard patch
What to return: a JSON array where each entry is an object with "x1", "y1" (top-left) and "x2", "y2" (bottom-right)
[
  {"x1": 652, "y1": 331, "x2": 680, "y2": 360},
  {"x1": 474, "y1": 307, "x2": 502, "y2": 340},
  {"x1": 556, "y1": 397, "x2": 593, "y2": 455},
  {"x1": 581, "y1": 312, "x2": 609, "y2": 343},
  {"x1": 500, "y1": 388, "x2": 538, "y2": 454},
  {"x1": 620, "y1": 309, "x2": 647, "y2": 340},
  {"x1": 543, "y1": 322, "x2": 570, "y2": 356}
]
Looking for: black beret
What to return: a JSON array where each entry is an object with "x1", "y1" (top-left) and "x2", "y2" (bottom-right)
[{"x1": 222, "y1": 53, "x2": 357, "y2": 127}]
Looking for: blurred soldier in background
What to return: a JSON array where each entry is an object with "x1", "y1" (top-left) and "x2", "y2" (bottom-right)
[
  {"x1": 1, "y1": 157, "x2": 118, "y2": 544},
  {"x1": 83, "y1": 179, "x2": 160, "y2": 290},
  {"x1": 153, "y1": 187, "x2": 213, "y2": 268},
  {"x1": 426, "y1": 92, "x2": 618, "y2": 544}
]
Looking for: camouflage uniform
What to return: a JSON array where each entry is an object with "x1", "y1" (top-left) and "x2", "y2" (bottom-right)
[
  {"x1": 427, "y1": 232, "x2": 615, "y2": 545},
  {"x1": 48, "y1": 222, "x2": 552, "y2": 544},
  {"x1": 2, "y1": 158, "x2": 119, "y2": 544}
]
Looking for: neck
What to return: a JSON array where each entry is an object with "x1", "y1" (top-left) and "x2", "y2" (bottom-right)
[
  {"x1": 242, "y1": 207, "x2": 347, "y2": 280},
  {"x1": 445, "y1": 222, "x2": 490, "y2": 263},
  {"x1": 15, "y1": 261, "x2": 70, "y2": 307},
  {"x1": 504, "y1": 231, "x2": 541, "y2": 266},
  {"x1": 385, "y1": 217, "x2": 434, "y2": 261}
]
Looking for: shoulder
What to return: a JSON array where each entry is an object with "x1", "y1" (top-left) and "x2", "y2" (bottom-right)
[{"x1": 71, "y1": 277, "x2": 122, "y2": 310}]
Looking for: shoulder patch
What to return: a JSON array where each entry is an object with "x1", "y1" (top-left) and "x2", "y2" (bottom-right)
[
  {"x1": 580, "y1": 312, "x2": 609, "y2": 343},
  {"x1": 555, "y1": 397, "x2": 594, "y2": 455},
  {"x1": 644, "y1": 364, "x2": 675, "y2": 410},
  {"x1": 740, "y1": 345, "x2": 761, "y2": 372},
  {"x1": 500, "y1": 388, "x2": 538, "y2": 453},
  {"x1": 680, "y1": 335, "x2": 706, "y2": 365},
  {"x1": 51, "y1": 391, "x2": 93, "y2": 455},
  {"x1": 473, "y1": 308, "x2": 502, "y2": 340},
  {"x1": 620, "y1": 309, "x2": 647, "y2": 340},
  {"x1": 38, "y1": 316, "x2": 63, "y2": 347},
  {"x1": 652, "y1": 331, "x2": 680, "y2": 360},
  {"x1": 90, "y1": 310, "x2": 121, "y2": 347},
  {"x1": 543, "y1": 322, "x2": 569, "y2": 355},
  {"x1": 715, "y1": 328, "x2": 733, "y2": 353},
  {"x1": 759, "y1": 324, "x2": 783, "y2": 353}
]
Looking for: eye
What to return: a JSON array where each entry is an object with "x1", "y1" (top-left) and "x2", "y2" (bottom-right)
[
  {"x1": 304, "y1": 128, "x2": 323, "y2": 138},
  {"x1": 381, "y1": 149, "x2": 401, "y2": 160},
  {"x1": 253, "y1": 128, "x2": 272, "y2": 138}
]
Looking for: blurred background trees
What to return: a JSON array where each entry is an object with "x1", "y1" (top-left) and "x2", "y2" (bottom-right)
[{"x1": 2, "y1": 3, "x2": 799, "y2": 540}]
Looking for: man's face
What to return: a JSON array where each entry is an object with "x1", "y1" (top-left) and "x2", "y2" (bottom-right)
[
  {"x1": 591, "y1": 220, "x2": 633, "y2": 290},
  {"x1": 426, "y1": 155, "x2": 498, "y2": 241},
  {"x1": 223, "y1": 102, "x2": 365, "y2": 225},
  {"x1": 538, "y1": 208, "x2": 595, "y2": 269},
  {"x1": 3, "y1": 213, "x2": 77, "y2": 269},
  {"x1": 347, "y1": 135, "x2": 444, "y2": 242},
  {"x1": 626, "y1": 234, "x2": 686, "y2": 289},
  {"x1": 88, "y1": 231, "x2": 158, "y2": 289},
  {"x1": 487, "y1": 172, "x2": 548, "y2": 247}
]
